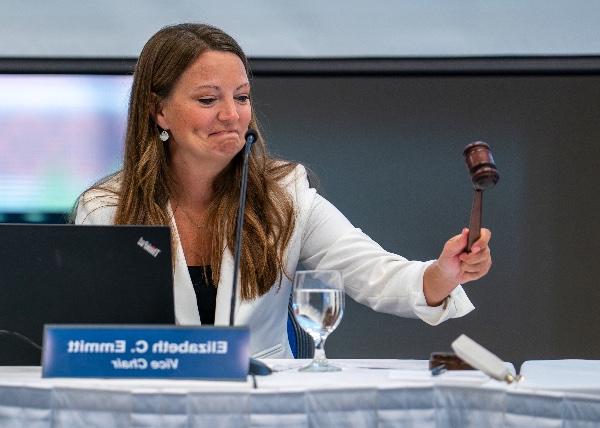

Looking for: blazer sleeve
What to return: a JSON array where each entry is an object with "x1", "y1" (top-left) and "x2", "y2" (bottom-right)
[{"x1": 293, "y1": 165, "x2": 474, "y2": 326}]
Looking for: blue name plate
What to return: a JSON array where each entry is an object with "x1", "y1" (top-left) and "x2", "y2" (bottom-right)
[{"x1": 42, "y1": 325, "x2": 250, "y2": 380}]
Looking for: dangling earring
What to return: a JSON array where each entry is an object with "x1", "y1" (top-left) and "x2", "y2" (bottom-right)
[{"x1": 159, "y1": 129, "x2": 170, "y2": 142}]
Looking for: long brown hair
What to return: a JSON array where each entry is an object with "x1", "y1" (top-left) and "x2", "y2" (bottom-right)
[{"x1": 104, "y1": 23, "x2": 296, "y2": 300}]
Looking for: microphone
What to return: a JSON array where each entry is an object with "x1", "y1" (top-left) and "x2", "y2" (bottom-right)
[
  {"x1": 451, "y1": 334, "x2": 521, "y2": 383},
  {"x1": 230, "y1": 129, "x2": 257, "y2": 326},
  {"x1": 229, "y1": 129, "x2": 272, "y2": 376}
]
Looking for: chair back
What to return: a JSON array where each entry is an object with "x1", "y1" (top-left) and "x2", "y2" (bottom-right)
[{"x1": 287, "y1": 299, "x2": 314, "y2": 359}]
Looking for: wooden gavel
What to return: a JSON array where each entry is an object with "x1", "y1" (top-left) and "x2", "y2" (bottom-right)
[{"x1": 463, "y1": 142, "x2": 499, "y2": 252}]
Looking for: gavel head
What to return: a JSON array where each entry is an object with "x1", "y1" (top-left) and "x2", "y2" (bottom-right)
[{"x1": 463, "y1": 141, "x2": 499, "y2": 190}]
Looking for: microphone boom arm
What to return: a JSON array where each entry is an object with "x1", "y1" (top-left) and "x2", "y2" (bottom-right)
[{"x1": 229, "y1": 130, "x2": 257, "y2": 326}]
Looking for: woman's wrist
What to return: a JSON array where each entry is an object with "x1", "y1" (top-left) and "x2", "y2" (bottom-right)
[{"x1": 423, "y1": 261, "x2": 458, "y2": 307}]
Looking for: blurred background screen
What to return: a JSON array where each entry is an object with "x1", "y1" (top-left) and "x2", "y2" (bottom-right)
[{"x1": 0, "y1": 75, "x2": 131, "y2": 222}]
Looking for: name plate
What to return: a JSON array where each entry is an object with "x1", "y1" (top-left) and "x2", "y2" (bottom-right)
[{"x1": 42, "y1": 325, "x2": 250, "y2": 380}]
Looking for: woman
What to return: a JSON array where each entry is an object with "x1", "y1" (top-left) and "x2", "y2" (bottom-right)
[{"x1": 75, "y1": 23, "x2": 492, "y2": 359}]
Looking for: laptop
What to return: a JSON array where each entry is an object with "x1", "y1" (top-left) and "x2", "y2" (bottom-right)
[{"x1": 0, "y1": 224, "x2": 174, "y2": 365}]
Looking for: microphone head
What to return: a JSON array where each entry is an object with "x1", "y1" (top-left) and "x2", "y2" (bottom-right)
[{"x1": 245, "y1": 129, "x2": 258, "y2": 145}]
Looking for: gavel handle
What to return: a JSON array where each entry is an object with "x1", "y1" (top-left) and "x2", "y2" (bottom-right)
[{"x1": 467, "y1": 190, "x2": 482, "y2": 252}]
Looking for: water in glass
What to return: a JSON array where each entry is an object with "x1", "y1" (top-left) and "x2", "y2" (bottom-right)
[
  {"x1": 292, "y1": 270, "x2": 344, "y2": 372},
  {"x1": 294, "y1": 289, "x2": 343, "y2": 340}
]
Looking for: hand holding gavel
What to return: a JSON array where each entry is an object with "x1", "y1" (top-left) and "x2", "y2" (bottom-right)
[{"x1": 422, "y1": 142, "x2": 498, "y2": 305}]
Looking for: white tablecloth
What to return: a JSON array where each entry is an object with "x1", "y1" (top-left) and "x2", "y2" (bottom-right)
[{"x1": 1, "y1": 359, "x2": 599, "y2": 427}]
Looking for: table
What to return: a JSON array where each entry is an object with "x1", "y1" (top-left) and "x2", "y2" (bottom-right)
[{"x1": 1, "y1": 359, "x2": 600, "y2": 427}]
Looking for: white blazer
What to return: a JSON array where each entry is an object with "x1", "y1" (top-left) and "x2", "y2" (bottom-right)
[{"x1": 75, "y1": 165, "x2": 474, "y2": 358}]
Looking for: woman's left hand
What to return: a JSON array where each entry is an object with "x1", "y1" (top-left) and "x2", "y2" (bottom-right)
[{"x1": 423, "y1": 228, "x2": 492, "y2": 306}]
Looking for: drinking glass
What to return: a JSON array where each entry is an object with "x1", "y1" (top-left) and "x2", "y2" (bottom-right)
[{"x1": 292, "y1": 270, "x2": 345, "y2": 372}]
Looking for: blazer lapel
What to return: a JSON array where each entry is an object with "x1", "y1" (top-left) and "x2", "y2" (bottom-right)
[
  {"x1": 166, "y1": 202, "x2": 201, "y2": 325},
  {"x1": 214, "y1": 247, "x2": 242, "y2": 326}
]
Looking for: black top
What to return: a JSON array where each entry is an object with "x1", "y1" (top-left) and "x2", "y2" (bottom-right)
[{"x1": 187, "y1": 266, "x2": 217, "y2": 325}]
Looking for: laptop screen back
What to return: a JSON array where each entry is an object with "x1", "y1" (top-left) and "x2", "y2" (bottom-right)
[{"x1": 0, "y1": 224, "x2": 174, "y2": 365}]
